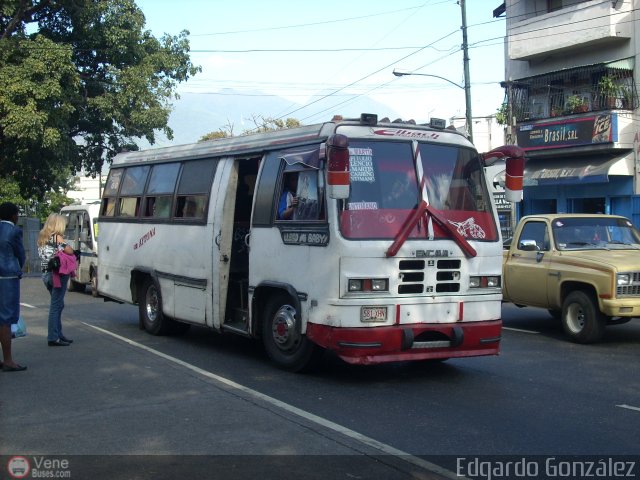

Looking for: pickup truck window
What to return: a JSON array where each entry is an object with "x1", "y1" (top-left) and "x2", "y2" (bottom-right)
[
  {"x1": 518, "y1": 221, "x2": 549, "y2": 251},
  {"x1": 552, "y1": 217, "x2": 640, "y2": 250}
]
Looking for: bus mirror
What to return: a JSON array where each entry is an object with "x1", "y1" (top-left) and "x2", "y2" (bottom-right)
[
  {"x1": 326, "y1": 134, "x2": 350, "y2": 199},
  {"x1": 482, "y1": 145, "x2": 525, "y2": 203},
  {"x1": 504, "y1": 155, "x2": 524, "y2": 203}
]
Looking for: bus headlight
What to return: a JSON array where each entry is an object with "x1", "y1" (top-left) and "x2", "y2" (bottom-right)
[
  {"x1": 348, "y1": 278, "x2": 389, "y2": 292},
  {"x1": 470, "y1": 276, "x2": 501, "y2": 288}
]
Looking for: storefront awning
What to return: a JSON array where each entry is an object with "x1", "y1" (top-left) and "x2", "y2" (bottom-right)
[{"x1": 522, "y1": 152, "x2": 633, "y2": 186}]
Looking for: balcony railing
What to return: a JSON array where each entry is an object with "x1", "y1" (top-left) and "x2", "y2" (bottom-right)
[{"x1": 503, "y1": 62, "x2": 637, "y2": 123}]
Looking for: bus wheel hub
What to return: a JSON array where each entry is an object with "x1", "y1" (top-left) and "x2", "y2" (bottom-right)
[{"x1": 272, "y1": 305, "x2": 298, "y2": 349}]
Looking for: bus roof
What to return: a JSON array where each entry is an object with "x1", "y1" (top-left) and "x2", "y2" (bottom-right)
[{"x1": 111, "y1": 114, "x2": 472, "y2": 166}]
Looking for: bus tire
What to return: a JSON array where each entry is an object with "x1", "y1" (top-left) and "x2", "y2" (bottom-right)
[
  {"x1": 139, "y1": 278, "x2": 170, "y2": 335},
  {"x1": 561, "y1": 290, "x2": 606, "y2": 344},
  {"x1": 90, "y1": 270, "x2": 98, "y2": 298},
  {"x1": 69, "y1": 279, "x2": 85, "y2": 293},
  {"x1": 262, "y1": 293, "x2": 323, "y2": 372}
]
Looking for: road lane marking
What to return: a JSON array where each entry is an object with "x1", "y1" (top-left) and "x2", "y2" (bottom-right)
[
  {"x1": 20, "y1": 303, "x2": 38, "y2": 309},
  {"x1": 84, "y1": 322, "x2": 460, "y2": 480},
  {"x1": 502, "y1": 327, "x2": 540, "y2": 334},
  {"x1": 617, "y1": 404, "x2": 640, "y2": 412}
]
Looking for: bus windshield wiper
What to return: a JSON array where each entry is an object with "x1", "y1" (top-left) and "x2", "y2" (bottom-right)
[
  {"x1": 386, "y1": 201, "x2": 427, "y2": 257},
  {"x1": 425, "y1": 204, "x2": 477, "y2": 258},
  {"x1": 385, "y1": 201, "x2": 477, "y2": 258}
]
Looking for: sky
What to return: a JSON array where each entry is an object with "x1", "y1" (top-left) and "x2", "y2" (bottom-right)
[{"x1": 135, "y1": 0, "x2": 507, "y2": 129}]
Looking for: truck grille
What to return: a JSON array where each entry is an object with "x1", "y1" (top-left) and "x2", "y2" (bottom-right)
[
  {"x1": 617, "y1": 272, "x2": 640, "y2": 297},
  {"x1": 398, "y1": 259, "x2": 461, "y2": 295}
]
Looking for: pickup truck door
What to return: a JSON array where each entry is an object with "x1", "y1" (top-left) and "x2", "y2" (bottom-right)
[{"x1": 504, "y1": 220, "x2": 552, "y2": 307}]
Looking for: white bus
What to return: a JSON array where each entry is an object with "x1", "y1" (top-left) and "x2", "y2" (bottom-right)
[
  {"x1": 97, "y1": 114, "x2": 524, "y2": 371},
  {"x1": 61, "y1": 202, "x2": 100, "y2": 296}
]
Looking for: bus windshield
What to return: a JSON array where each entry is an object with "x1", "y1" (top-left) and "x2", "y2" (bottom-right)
[{"x1": 339, "y1": 140, "x2": 498, "y2": 241}]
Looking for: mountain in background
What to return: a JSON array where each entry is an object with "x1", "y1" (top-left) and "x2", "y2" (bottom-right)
[{"x1": 145, "y1": 89, "x2": 402, "y2": 148}]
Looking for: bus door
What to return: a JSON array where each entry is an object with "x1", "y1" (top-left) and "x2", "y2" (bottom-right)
[{"x1": 210, "y1": 157, "x2": 238, "y2": 330}]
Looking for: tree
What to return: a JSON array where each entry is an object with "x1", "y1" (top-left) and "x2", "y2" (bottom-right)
[
  {"x1": 248, "y1": 115, "x2": 302, "y2": 133},
  {"x1": 495, "y1": 103, "x2": 508, "y2": 126},
  {"x1": 199, "y1": 116, "x2": 302, "y2": 141},
  {"x1": 0, "y1": 177, "x2": 73, "y2": 222},
  {"x1": 199, "y1": 119, "x2": 235, "y2": 142},
  {"x1": 0, "y1": 0, "x2": 200, "y2": 199}
]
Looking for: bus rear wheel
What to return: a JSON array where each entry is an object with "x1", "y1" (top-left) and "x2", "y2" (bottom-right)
[
  {"x1": 262, "y1": 293, "x2": 323, "y2": 372},
  {"x1": 69, "y1": 279, "x2": 85, "y2": 293},
  {"x1": 139, "y1": 278, "x2": 170, "y2": 335},
  {"x1": 90, "y1": 270, "x2": 98, "y2": 298}
]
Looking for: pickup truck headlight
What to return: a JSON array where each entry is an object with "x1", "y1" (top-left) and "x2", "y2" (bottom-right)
[{"x1": 617, "y1": 273, "x2": 631, "y2": 286}]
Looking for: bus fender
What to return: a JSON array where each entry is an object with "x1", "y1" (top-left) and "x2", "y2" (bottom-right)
[
  {"x1": 252, "y1": 281, "x2": 306, "y2": 335},
  {"x1": 130, "y1": 267, "x2": 160, "y2": 299}
]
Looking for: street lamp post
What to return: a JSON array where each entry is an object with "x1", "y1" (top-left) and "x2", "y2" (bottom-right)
[{"x1": 392, "y1": 69, "x2": 474, "y2": 143}]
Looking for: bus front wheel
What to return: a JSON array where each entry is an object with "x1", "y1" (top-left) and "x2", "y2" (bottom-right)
[{"x1": 262, "y1": 293, "x2": 323, "y2": 372}]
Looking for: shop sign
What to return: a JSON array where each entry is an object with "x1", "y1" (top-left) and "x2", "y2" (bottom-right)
[
  {"x1": 517, "y1": 114, "x2": 615, "y2": 151},
  {"x1": 493, "y1": 192, "x2": 511, "y2": 210}
]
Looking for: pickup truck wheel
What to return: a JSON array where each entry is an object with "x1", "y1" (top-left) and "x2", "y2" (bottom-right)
[
  {"x1": 561, "y1": 291, "x2": 606, "y2": 343},
  {"x1": 262, "y1": 293, "x2": 323, "y2": 372}
]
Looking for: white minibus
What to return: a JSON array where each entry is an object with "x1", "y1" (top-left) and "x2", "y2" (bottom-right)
[
  {"x1": 97, "y1": 114, "x2": 523, "y2": 371},
  {"x1": 61, "y1": 202, "x2": 100, "y2": 296}
]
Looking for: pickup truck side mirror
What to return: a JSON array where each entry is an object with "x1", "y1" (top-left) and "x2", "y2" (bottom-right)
[{"x1": 518, "y1": 239, "x2": 539, "y2": 251}]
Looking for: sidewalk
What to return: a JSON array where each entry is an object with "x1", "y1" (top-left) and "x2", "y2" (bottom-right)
[{"x1": 1, "y1": 278, "x2": 450, "y2": 480}]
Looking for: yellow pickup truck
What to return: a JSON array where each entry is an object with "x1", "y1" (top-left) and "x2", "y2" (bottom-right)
[{"x1": 503, "y1": 214, "x2": 640, "y2": 343}]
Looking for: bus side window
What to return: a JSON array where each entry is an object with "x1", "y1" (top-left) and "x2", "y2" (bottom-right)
[
  {"x1": 173, "y1": 159, "x2": 217, "y2": 220},
  {"x1": 101, "y1": 169, "x2": 123, "y2": 217},
  {"x1": 144, "y1": 163, "x2": 181, "y2": 219},
  {"x1": 119, "y1": 197, "x2": 141, "y2": 217},
  {"x1": 82, "y1": 212, "x2": 93, "y2": 247},
  {"x1": 276, "y1": 168, "x2": 322, "y2": 222},
  {"x1": 118, "y1": 165, "x2": 149, "y2": 218},
  {"x1": 144, "y1": 196, "x2": 171, "y2": 218},
  {"x1": 175, "y1": 195, "x2": 206, "y2": 218}
]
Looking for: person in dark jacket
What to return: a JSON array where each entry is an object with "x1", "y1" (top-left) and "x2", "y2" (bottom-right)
[{"x1": 0, "y1": 202, "x2": 27, "y2": 372}]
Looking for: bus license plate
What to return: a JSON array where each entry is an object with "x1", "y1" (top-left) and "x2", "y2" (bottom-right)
[{"x1": 361, "y1": 306, "x2": 387, "y2": 322}]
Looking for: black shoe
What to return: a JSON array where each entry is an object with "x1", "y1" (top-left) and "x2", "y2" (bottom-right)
[
  {"x1": 48, "y1": 339, "x2": 70, "y2": 346},
  {"x1": 60, "y1": 336, "x2": 73, "y2": 344}
]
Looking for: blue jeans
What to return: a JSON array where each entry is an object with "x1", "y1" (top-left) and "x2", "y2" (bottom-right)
[{"x1": 43, "y1": 272, "x2": 69, "y2": 341}]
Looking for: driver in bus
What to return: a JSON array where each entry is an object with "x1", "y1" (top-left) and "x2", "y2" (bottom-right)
[{"x1": 277, "y1": 172, "x2": 299, "y2": 220}]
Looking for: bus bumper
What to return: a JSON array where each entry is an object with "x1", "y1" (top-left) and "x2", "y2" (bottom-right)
[{"x1": 306, "y1": 320, "x2": 501, "y2": 365}]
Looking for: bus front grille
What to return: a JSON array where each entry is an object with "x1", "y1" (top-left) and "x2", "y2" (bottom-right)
[{"x1": 397, "y1": 259, "x2": 461, "y2": 295}]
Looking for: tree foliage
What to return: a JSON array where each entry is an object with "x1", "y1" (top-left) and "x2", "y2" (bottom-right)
[
  {"x1": 495, "y1": 103, "x2": 509, "y2": 126},
  {"x1": 0, "y1": 0, "x2": 200, "y2": 198},
  {"x1": 248, "y1": 115, "x2": 301, "y2": 133},
  {"x1": 199, "y1": 116, "x2": 302, "y2": 142},
  {"x1": 0, "y1": 177, "x2": 73, "y2": 222}
]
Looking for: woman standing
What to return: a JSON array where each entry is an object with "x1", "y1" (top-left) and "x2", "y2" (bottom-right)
[
  {"x1": 0, "y1": 202, "x2": 27, "y2": 371},
  {"x1": 38, "y1": 213, "x2": 76, "y2": 346}
]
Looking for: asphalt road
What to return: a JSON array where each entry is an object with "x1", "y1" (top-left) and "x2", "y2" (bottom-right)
[{"x1": 2, "y1": 277, "x2": 639, "y2": 479}]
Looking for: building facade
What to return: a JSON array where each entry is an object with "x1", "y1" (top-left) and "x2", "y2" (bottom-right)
[{"x1": 499, "y1": 0, "x2": 640, "y2": 225}]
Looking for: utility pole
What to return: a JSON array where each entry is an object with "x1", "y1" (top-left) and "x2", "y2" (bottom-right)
[{"x1": 460, "y1": 0, "x2": 473, "y2": 144}]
